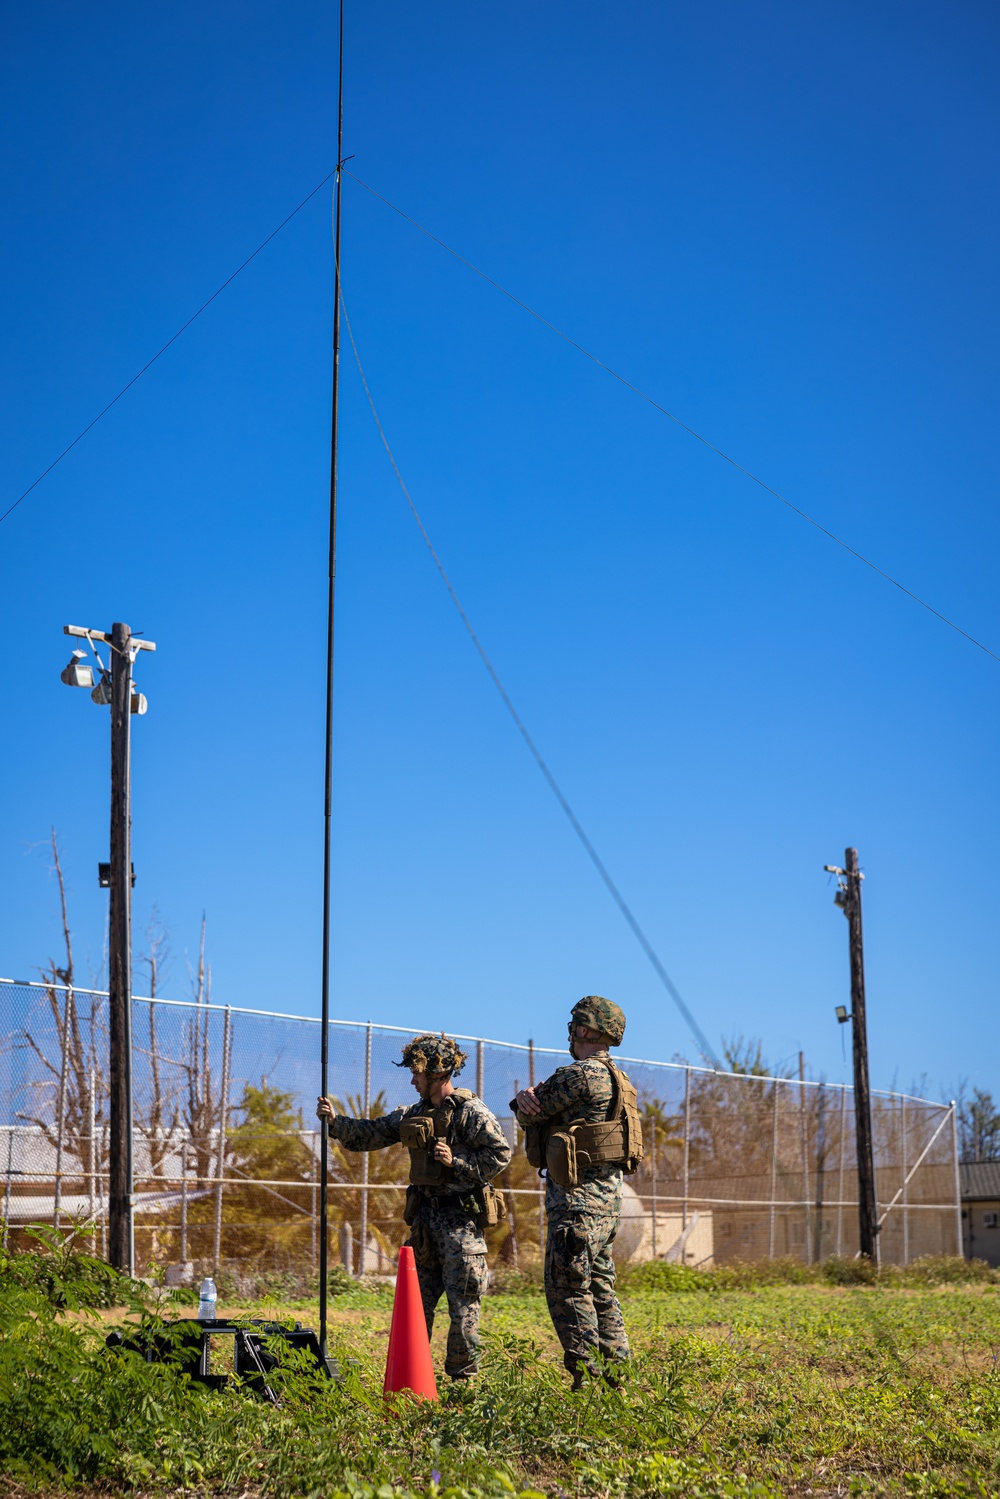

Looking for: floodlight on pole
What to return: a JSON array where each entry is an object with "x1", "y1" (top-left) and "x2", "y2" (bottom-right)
[{"x1": 60, "y1": 649, "x2": 95, "y2": 689}]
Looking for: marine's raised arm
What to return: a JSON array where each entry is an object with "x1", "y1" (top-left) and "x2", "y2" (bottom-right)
[{"x1": 316, "y1": 1101, "x2": 408, "y2": 1152}]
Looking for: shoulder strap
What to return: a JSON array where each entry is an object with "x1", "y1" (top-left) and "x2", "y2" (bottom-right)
[
  {"x1": 433, "y1": 1094, "x2": 460, "y2": 1139},
  {"x1": 599, "y1": 1057, "x2": 624, "y2": 1123}
]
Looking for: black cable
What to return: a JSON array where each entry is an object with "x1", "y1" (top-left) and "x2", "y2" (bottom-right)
[
  {"x1": 344, "y1": 169, "x2": 1000, "y2": 669},
  {"x1": 0, "y1": 170, "x2": 336, "y2": 530},
  {"x1": 341, "y1": 295, "x2": 719, "y2": 1067}
]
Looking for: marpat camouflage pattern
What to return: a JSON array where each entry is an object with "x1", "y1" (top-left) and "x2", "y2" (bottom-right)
[
  {"x1": 569, "y1": 995, "x2": 626, "y2": 1047},
  {"x1": 329, "y1": 1093, "x2": 510, "y2": 1377},
  {"x1": 516, "y1": 1052, "x2": 631, "y2": 1378},
  {"x1": 329, "y1": 1094, "x2": 510, "y2": 1194},
  {"x1": 406, "y1": 1192, "x2": 490, "y2": 1378}
]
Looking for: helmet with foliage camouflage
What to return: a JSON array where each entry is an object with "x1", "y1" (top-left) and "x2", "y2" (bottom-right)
[
  {"x1": 569, "y1": 996, "x2": 626, "y2": 1048},
  {"x1": 395, "y1": 1032, "x2": 468, "y2": 1077}
]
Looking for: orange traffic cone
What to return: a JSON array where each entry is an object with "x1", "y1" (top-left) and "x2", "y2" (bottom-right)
[{"x1": 383, "y1": 1245, "x2": 438, "y2": 1401}]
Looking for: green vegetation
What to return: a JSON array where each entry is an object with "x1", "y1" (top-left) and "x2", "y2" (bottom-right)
[
  {"x1": 1, "y1": 1234, "x2": 999, "y2": 1497},
  {"x1": 0, "y1": 1222, "x2": 132, "y2": 1308}
]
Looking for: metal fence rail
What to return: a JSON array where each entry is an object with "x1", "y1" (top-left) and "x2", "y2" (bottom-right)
[{"x1": 0, "y1": 977, "x2": 962, "y2": 1280}]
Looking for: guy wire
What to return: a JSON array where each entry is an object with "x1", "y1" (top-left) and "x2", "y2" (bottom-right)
[
  {"x1": 344, "y1": 169, "x2": 1000, "y2": 669},
  {"x1": 0, "y1": 170, "x2": 336, "y2": 530},
  {"x1": 341, "y1": 295, "x2": 719, "y2": 1068},
  {"x1": 7, "y1": 162, "x2": 998, "y2": 677}
]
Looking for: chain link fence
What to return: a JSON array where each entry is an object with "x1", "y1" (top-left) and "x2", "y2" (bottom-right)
[{"x1": 0, "y1": 977, "x2": 962, "y2": 1281}]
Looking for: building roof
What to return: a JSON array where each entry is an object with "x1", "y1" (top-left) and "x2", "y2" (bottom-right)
[
  {"x1": 960, "y1": 1161, "x2": 1000, "y2": 1200},
  {"x1": 3, "y1": 1187, "x2": 211, "y2": 1222}
]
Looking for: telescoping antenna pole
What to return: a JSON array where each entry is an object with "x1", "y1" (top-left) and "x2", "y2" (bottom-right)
[{"x1": 320, "y1": 0, "x2": 345, "y2": 1369}]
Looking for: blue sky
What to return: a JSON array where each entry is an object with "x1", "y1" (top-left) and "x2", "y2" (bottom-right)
[{"x1": 2, "y1": 1, "x2": 997, "y2": 1099}]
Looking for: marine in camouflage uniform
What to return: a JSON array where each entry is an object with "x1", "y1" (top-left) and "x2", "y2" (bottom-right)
[
  {"x1": 318, "y1": 1034, "x2": 510, "y2": 1380},
  {"x1": 514, "y1": 997, "x2": 632, "y2": 1386}
]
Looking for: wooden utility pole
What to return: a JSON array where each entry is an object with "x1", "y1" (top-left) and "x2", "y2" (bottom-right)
[
  {"x1": 107, "y1": 621, "x2": 135, "y2": 1275},
  {"x1": 63, "y1": 620, "x2": 155, "y2": 1278},
  {"x1": 825, "y1": 847, "x2": 878, "y2": 1261},
  {"x1": 845, "y1": 848, "x2": 878, "y2": 1262}
]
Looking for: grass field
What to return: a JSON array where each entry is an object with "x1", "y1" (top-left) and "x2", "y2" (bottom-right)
[{"x1": 2, "y1": 1244, "x2": 1000, "y2": 1497}]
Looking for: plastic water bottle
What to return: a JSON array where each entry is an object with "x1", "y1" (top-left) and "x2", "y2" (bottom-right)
[{"x1": 198, "y1": 1277, "x2": 217, "y2": 1321}]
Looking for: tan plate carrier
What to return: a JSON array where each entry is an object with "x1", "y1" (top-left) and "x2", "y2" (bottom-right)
[
  {"x1": 525, "y1": 1058, "x2": 644, "y2": 1189},
  {"x1": 399, "y1": 1091, "x2": 506, "y2": 1227}
]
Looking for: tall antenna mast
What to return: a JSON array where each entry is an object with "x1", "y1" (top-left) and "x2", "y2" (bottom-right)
[{"x1": 319, "y1": 0, "x2": 345, "y2": 1366}]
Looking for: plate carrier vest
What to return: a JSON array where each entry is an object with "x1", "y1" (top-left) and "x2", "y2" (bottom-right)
[
  {"x1": 398, "y1": 1090, "x2": 505, "y2": 1228},
  {"x1": 524, "y1": 1057, "x2": 644, "y2": 1188},
  {"x1": 398, "y1": 1089, "x2": 474, "y2": 1186}
]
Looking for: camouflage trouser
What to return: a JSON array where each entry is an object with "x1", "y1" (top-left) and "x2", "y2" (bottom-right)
[
  {"x1": 544, "y1": 1174, "x2": 630, "y2": 1376},
  {"x1": 405, "y1": 1192, "x2": 488, "y2": 1379}
]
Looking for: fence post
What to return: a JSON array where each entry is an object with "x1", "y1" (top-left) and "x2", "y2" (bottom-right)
[
  {"x1": 212, "y1": 1007, "x2": 232, "y2": 1273},
  {"x1": 476, "y1": 1039, "x2": 485, "y2": 1100},
  {"x1": 98, "y1": 1078, "x2": 107, "y2": 1261},
  {"x1": 529, "y1": 1041, "x2": 544, "y2": 1255},
  {"x1": 505, "y1": 1187, "x2": 519, "y2": 1270},
  {"x1": 87, "y1": 1069, "x2": 97, "y2": 1222},
  {"x1": 682, "y1": 1067, "x2": 691, "y2": 1232},
  {"x1": 835, "y1": 1086, "x2": 847, "y2": 1257},
  {"x1": 311, "y1": 1139, "x2": 318, "y2": 1272},
  {"x1": 901, "y1": 1096, "x2": 909, "y2": 1266},
  {"x1": 799, "y1": 1055, "x2": 812, "y2": 1264},
  {"x1": 950, "y1": 1101, "x2": 963, "y2": 1258},
  {"x1": 768, "y1": 1083, "x2": 779, "y2": 1259},
  {"x1": 359, "y1": 1023, "x2": 372, "y2": 1276},
  {"x1": 2, "y1": 1127, "x2": 13, "y2": 1250},
  {"x1": 53, "y1": 987, "x2": 73, "y2": 1229},
  {"x1": 179, "y1": 1138, "x2": 188, "y2": 1263},
  {"x1": 651, "y1": 1119, "x2": 658, "y2": 1259}
]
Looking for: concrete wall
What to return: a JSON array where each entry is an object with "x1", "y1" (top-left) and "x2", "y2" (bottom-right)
[{"x1": 963, "y1": 1200, "x2": 1000, "y2": 1267}]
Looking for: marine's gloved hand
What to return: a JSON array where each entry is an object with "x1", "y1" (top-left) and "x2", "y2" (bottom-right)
[{"x1": 516, "y1": 1087, "x2": 541, "y2": 1116}]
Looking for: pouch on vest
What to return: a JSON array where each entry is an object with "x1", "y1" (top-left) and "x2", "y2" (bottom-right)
[
  {"x1": 544, "y1": 1128, "x2": 578, "y2": 1188},
  {"x1": 544, "y1": 1060, "x2": 645, "y2": 1186},
  {"x1": 523, "y1": 1119, "x2": 550, "y2": 1171},
  {"x1": 473, "y1": 1181, "x2": 506, "y2": 1228},
  {"x1": 399, "y1": 1113, "x2": 443, "y2": 1185},
  {"x1": 401, "y1": 1091, "x2": 476, "y2": 1187}
]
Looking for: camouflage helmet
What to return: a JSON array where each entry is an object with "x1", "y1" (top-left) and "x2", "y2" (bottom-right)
[
  {"x1": 395, "y1": 1032, "x2": 468, "y2": 1077},
  {"x1": 569, "y1": 995, "x2": 626, "y2": 1047}
]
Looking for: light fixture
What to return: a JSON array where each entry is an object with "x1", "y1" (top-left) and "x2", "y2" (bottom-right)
[
  {"x1": 60, "y1": 649, "x2": 95, "y2": 689},
  {"x1": 835, "y1": 1005, "x2": 851, "y2": 1024},
  {"x1": 90, "y1": 675, "x2": 113, "y2": 706},
  {"x1": 130, "y1": 688, "x2": 147, "y2": 716}
]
